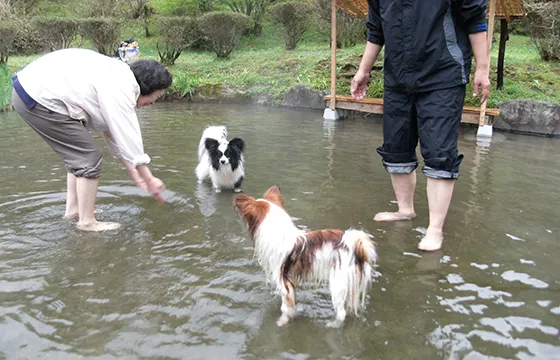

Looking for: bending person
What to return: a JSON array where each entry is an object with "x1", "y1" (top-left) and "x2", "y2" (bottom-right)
[{"x1": 12, "y1": 48, "x2": 172, "y2": 231}]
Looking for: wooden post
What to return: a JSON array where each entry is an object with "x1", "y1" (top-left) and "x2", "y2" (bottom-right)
[
  {"x1": 497, "y1": 18, "x2": 508, "y2": 90},
  {"x1": 330, "y1": 0, "x2": 337, "y2": 110},
  {"x1": 478, "y1": 0, "x2": 496, "y2": 126}
]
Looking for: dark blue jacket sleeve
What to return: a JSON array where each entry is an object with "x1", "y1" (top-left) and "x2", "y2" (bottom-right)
[
  {"x1": 457, "y1": 0, "x2": 488, "y2": 34},
  {"x1": 366, "y1": 0, "x2": 385, "y2": 45}
]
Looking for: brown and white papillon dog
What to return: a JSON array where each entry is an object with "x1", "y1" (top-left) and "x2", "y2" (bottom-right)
[{"x1": 234, "y1": 186, "x2": 378, "y2": 327}]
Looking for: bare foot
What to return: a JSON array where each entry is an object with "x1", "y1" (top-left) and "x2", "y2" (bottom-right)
[
  {"x1": 374, "y1": 211, "x2": 416, "y2": 222},
  {"x1": 418, "y1": 232, "x2": 443, "y2": 251},
  {"x1": 77, "y1": 221, "x2": 121, "y2": 232},
  {"x1": 63, "y1": 213, "x2": 78, "y2": 220}
]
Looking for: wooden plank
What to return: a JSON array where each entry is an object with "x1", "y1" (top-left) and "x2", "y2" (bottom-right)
[
  {"x1": 479, "y1": 0, "x2": 497, "y2": 126},
  {"x1": 324, "y1": 95, "x2": 501, "y2": 117},
  {"x1": 326, "y1": 100, "x2": 491, "y2": 125},
  {"x1": 330, "y1": 0, "x2": 337, "y2": 110}
]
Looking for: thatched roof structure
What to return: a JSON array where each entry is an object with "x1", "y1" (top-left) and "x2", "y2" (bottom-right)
[{"x1": 336, "y1": 0, "x2": 525, "y2": 21}]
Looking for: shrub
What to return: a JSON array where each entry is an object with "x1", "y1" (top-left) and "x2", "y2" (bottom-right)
[
  {"x1": 33, "y1": 17, "x2": 81, "y2": 51},
  {"x1": 270, "y1": 1, "x2": 313, "y2": 50},
  {"x1": 156, "y1": 16, "x2": 200, "y2": 65},
  {"x1": 79, "y1": 18, "x2": 121, "y2": 56},
  {"x1": 313, "y1": 0, "x2": 365, "y2": 48},
  {"x1": 199, "y1": 11, "x2": 250, "y2": 58},
  {"x1": 0, "y1": 21, "x2": 17, "y2": 64},
  {"x1": 224, "y1": 0, "x2": 272, "y2": 36},
  {"x1": 526, "y1": 1, "x2": 560, "y2": 61},
  {"x1": 10, "y1": 19, "x2": 44, "y2": 56}
]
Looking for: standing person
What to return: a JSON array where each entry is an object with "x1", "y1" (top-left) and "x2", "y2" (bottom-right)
[
  {"x1": 12, "y1": 48, "x2": 172, "y2": 231},
  {"x1": 351, "y1": 0, "x2": 491, "y2": 251}
]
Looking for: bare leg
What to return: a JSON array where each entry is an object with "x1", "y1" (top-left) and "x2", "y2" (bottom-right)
[
  {"x1": 418, "y1": 178, "x2": 454, "y2": 251},
  {"x1": 374, "y1": 172, "x2": 417, "y2": 222},
  {"x1": 63, "y1": 173, "x2": 78, "y2": 219},
  {"x1": 75, "y1": 177, "x2": 120, "y2": 232},
  {"x1": 277, "y1": 279, "x2": 296, "y2": 327}
]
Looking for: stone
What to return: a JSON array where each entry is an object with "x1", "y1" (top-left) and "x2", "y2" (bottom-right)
[
  {"x1": 194, "y1": 83, "x2": 249, "y2": 102},
  {"x1": 282, "y1": 84, "x2": 327, "y2": 110},
  {"x1": 495, "y1": 100, "x2": 560, "y2": 136}
]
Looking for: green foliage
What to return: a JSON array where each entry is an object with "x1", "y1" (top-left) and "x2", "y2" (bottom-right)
[
  {"x1": 198, "y1": 11, "x2": 250, "y2": 58},
  {"x1": 525, "y1": 1, "x2": 560, "y2": 61},
  {"x1": 156, "y1": 16, "x2": 199, "y2": 65},
  {"x1": 150, "y1": 0, "x2": 199, "y2": 15},
  {"x1": 222, "y1": 0, "x2": 272, "y2": 35},
  {"x1": 0, "y1": 21, "x2": 18, "y2": 64},
  {"x1": 0, "y1": 64, "x2": 12, "y2": 111},
  {"x1": 79, "y1": 18, "x2": 121, "y2": 56},
  {"x1": 270, "y1": 1, "x2": 313, "y2": 50},
  {"x1": 10, "y1": 19, "x2": 44, "y2": 56},
  {"x1": 33, "y1": 17, "x2": 81, "y2": 51},
  {"x1": 313, "y1": 0, "x2": 365, "y2": 48}
]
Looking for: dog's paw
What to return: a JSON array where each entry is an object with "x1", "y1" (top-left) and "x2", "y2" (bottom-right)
[
  {"x1": 197, "y1": 179, "x2": 203, "y2": 184},
  {"x1": 276, "y1": 315, "x2": 291, "y2": 327},
  {"x1": 326, "y1": 319, "x2": 344, "y2": 328},
  {"x1": 214, "y1": 188, "x2": 222, "y2": 193},
  {"x1": 234, "y1": 188, "x2": 242, "y2": 193}
]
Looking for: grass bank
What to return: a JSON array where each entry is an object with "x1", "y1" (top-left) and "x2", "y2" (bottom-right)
[{"x1": 2, "y1": 22, "x2": 560, "y2": 112}]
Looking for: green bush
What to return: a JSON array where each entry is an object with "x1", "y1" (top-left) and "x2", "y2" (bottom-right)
[
  {"x1": 270, "y1": 1, "x2": 313, "y2": 50},
  {"x1": 11, "y1": 20, "x2": 44, "y2": 56},
  {"x1": 79, "y1": 18, "x2": 121, "y2": 56},
  {"x1": 223, "y1": 0, "x2": 272, "y2": 36},
  {"x1": 0, "y1": 22, "x2": 18, "y2": 64},
  {"x1": 313, "y1": 0, "x2": 365, "y2": 48},
  {"x1": 198, "y1": 11, "x2": 250, "y2": 58},
  {"x1": 156, "y1": 16, "x2": 200, "y2": 65},
  {"x1": 526, "y1": 1, "x2": 560, "y2": 61},
  {"x1": 33, "y1": 17, "x2": 81, "y2": 52}
]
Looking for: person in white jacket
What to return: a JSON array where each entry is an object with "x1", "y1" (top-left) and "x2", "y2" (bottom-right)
[{"x1": 11, "y1": 48, "x2": 172, "y2": 232}]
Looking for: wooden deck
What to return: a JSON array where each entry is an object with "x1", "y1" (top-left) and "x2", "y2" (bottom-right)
[{"x1": 324, "y1": 95, "x2": 501, "y2": 125}]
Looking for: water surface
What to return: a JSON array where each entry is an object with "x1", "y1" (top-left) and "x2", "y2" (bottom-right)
[{"x1": 1, "y1": 103, "x2": 559, "y2": 359}]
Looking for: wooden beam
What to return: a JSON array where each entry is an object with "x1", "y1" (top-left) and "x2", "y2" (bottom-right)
[
  {"x1": 497, "y1": 18, "x2": 508, "y2": 90},
  {"x1": 330, "y1": 0, "x2": 337, "y2": 110},
  {"x1": 478, "y1": 0, "x2": 497, "y2": 126},
  {"x1": 499, "y1": 0, "x2": 510, "y2": 23},
  {"x1": 323, "y1": 95, "x2": 501, "y2": 125}
]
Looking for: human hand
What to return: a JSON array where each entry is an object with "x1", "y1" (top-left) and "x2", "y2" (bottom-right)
[
  {"x1": 351, "y1": 70, "x2": 370, "y2": 100},
  {"x1": 148, "y1": 177, "x2": 166, "y2": 204},
  {"x1": 472, "y1": 67, "x2": 490, "y2": 104},
  {"x1": 128, "y1": 167, "x2": 149, "y2": 192}
]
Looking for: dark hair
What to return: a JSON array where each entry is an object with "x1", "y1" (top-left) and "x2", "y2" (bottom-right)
[{"x1": 129, "y1": 60, "x2": 173, "y2": 95}]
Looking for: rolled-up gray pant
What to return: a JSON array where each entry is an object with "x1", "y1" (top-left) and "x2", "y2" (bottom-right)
[{"x1": 12, "y1": 89, "x2": 103, "y2": 179}]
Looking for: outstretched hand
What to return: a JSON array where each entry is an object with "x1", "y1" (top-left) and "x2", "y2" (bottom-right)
[
  {"x1": 472, "y1": 67, "x2": 490, "y2": 104},
  {"x1": 351, "y1": 71, "x2": 370, "y2": 100},
  {"x1": 128, "y1": 167, "x2": 149, "y2": 192},
  {"x1": 148, "y1": 177, "x2": 166, "y2": 204}
]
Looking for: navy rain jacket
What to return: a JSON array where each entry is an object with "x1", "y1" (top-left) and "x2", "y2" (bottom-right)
[{"x1": 367, "y1": 0, "x2": 488, "y2": 93}]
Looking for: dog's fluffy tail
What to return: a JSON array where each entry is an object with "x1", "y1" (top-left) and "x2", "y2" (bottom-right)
[{"x1": 341, "y1": 229, "x2": 377, "y2": 315}]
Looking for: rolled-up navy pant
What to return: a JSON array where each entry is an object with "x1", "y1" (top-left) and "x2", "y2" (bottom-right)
[{"x1": 376, "y1": 85, "x2": 466, "y2": 179}]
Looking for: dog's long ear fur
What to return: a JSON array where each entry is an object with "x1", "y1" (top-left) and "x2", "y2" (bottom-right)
[
  {"x1": 229, "y1": 138, "x2": 245, "y2": 153},
  {"x1": 263, "y1": 185, "x2": 284, "y2": 209},
  {"x1": 205, "y1": 138, "x2": 220, "y2": 153},
  {"x1": 234, "y1": 194, "x2": 269, "y2": 239}
]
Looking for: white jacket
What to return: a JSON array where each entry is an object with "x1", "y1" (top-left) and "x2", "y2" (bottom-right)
[{"x1": 17, "y1": 48, "x2": 150, "y2": 167}]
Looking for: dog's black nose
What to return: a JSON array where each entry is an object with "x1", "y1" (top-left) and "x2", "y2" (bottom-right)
[{"x1": 220, "y1": 159, "x2": 226, "y2": 164}]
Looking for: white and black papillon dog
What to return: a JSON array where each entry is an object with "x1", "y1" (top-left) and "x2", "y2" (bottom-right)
[{"x1": 195, "y1": 125, "x2": 245, "y2": 193}]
